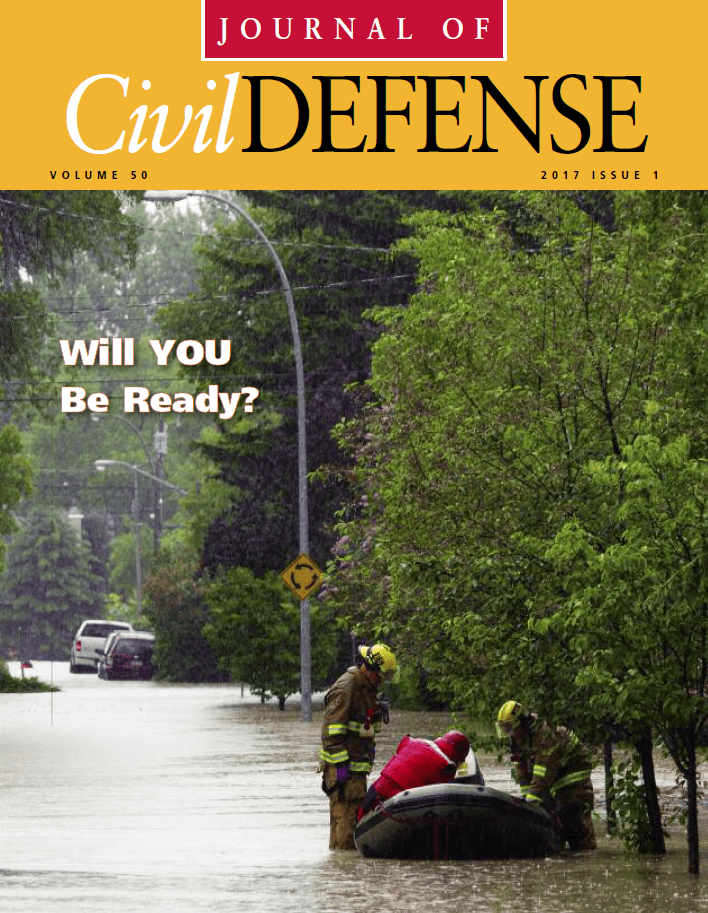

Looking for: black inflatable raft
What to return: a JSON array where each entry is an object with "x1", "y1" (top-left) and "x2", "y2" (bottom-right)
[{"x1": 354, "y1": 780, "x2": 564, "y2": 860}]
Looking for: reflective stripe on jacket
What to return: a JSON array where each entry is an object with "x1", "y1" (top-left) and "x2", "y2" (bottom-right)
[
  {"x1": 320, "y1": 666, "x2": 382, "y2": 775},
  {"x1": 514, "y1": 718, "x2": 593, "y2": 804}
]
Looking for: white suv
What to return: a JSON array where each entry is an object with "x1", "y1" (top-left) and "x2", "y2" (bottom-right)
[{"x1": 70, "y1": 620, "x2": 134, "y2": 673}]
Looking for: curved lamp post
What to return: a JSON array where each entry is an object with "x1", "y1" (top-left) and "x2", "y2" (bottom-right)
[
  {"x1": 94, "y1": 459, "x2": 187, "y2": 494},
  {"x1": 95, "y1": 459, "x2": 187, "y2": 618},
  {"x1": 91, "y1": 412, "x2": 167, "y2": 548},
  {"x1": 143, "y1": 190, "x2": 312, "y2": 722},
  {"x1": 92, "y1": 413, "x2": 157, "y2": 472}
]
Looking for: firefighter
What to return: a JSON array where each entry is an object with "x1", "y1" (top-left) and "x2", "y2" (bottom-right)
[
  {"x1": 496, "y1": 700, "x2": 597, "y2": 851},
  {"x1": 320, "y1": 643, "x2": 399, "y2": 849},
  {"x1": 359, "y1": 730, "x2": 476, "y2": 817}
]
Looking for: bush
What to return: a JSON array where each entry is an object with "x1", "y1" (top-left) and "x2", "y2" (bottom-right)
[
  {"x1": 611, "y1": 757, "x2": 666, "y2": 853},
  {"x1": 203, "y1": 566, "x2": 342, "y2": 709},
  {"x1": 0, "y1": 659, "x2": 59, "y2": 693},
  {"x1": 143, "y1": 544, "x2": 224, "y2": 682}
]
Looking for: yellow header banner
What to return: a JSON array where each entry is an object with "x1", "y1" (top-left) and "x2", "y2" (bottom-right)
[{"x1": 3, "y1": 0, "x2": 702, "y2": 188}]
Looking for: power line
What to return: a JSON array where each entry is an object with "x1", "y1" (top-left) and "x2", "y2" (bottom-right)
[
  {"x1": 49, "y1": 272, "x2": 415, "y2": 307},
  {"x1": 0, "y1": 194, "x2": 408, "y2": 255},
  {"x1": 2, "y1": 371, "x2": 321, "y2": 386},
  {"x1": 0, "y1": 275, "x2": 415, "y2": 325}
]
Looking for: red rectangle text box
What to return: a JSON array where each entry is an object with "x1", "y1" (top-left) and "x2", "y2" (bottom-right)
[{"x1": 202, "y1": 0, "x2": 506, "y2": 61}]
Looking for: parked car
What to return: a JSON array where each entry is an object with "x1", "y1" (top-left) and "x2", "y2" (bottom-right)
[
  {"x1": 96, "y1": 629, "x2": 124, "y2": 679},
  {"x1": 98, "y1": 631, "x2": 156, "y2": 681},
  {"x1": 70, "y1": 620, "x2": 134, "y2": 673}
]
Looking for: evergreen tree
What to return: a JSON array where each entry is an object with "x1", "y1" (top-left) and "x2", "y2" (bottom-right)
[
  {"x1": 0, "y1": 507, "x2": 104, "y2": 658},
  {"x1": 155, "y1": 191, "x2": 465, "y2": 576}
]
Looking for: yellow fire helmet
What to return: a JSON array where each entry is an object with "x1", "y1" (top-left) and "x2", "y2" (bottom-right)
[
  {"x1": 496, "y1": 700, "x2": 524, "y2": 737},
  {"x1": 358, "y1": 643, "x2": 400, "y2": 683}
]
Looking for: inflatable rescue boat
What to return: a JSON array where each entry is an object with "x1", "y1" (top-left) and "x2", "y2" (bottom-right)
[{"x1": 354, "y1": 779, "x2": 564, "y2": 860}]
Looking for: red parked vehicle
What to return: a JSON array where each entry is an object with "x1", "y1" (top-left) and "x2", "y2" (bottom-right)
[{"x1": 97, "y1": 631, "x2": 156, "y2": 681}]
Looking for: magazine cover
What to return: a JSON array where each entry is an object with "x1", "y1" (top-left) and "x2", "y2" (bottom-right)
[{"x1": 2, "y1": 1, "x2": 708, "y2": 910}]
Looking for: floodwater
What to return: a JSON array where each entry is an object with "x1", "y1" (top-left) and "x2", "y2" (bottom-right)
[{"x1": 1, "y1": 664, "x2": 708, "y2": 913}]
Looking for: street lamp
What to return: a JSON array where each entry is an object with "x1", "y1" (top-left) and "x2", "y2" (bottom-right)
[
  {"x1": 94, "y1": 459, "x2": 186, "y2": 494},
  {"x1": 91, "y1": 413, "x2": 167, "y2": 548},
  {"x1": 94, "y1": 459, "x2": 187, "y2": 616},
  {"x1": 91, "y1": 413, "x2": 157, "y2": 472},
  {"x1": 143, "y1": 189, "x2": 312, "y2": 722},
  {"x1": 91, "y1": 412, "x2": 167, "y2": 551}
]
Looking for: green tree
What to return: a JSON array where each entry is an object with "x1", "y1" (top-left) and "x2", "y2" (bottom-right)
[
  {"x1": 0, "y1": 506, "x2": 104, "y2": 658},
  {"x1": 0, "y1": 191, "x2": 141, "y2": 281},
  {"x1": 326, "y1": 191, "x2": 708, "y2": 869},
  {"x1": 36, "y1": 199, "x2": 202, "y2": 339},
  {"x1": 23, "y1": 333, "x2": 214, "y2": 602},
  {"x1": 107, "y1": 527, "x2": 154, "y2": 603},
  {"x1": 142, "y1": 541, "x2": 223, "y2": 682},
  {"x1": 203, "y1": 566, "x2": 341, "y2": 709},
  {"x1": 0, "y1": 190, "x2": 143, "y2": 572},
  {"x1": 0, "y1": 426, "x2": 32, "y2": 564},
  {"x1": 0, "y1": 190, "x2": 142, "y2": 413},
  {"x1": 546, "y1": 432, "x2": 708, "y2": 871}
]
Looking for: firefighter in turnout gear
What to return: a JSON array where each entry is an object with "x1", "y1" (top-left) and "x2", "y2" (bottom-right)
[
  {"x1": 496, "y1": 700, "x2": 597, "y2": 851},
  {"x1": 320, "y1": 644, "x2": 399, "y2": 849}
]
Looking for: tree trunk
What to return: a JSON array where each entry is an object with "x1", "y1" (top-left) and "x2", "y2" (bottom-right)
[
  {"x1": 636, "y1": 729, "x2": 666, "y2": 854},
  {"x1": 685, "y1": 735, "x2": 700, "y2": 875},
  {"x1": 603, "y1": 737, "x2": 617, "y2": 835}
]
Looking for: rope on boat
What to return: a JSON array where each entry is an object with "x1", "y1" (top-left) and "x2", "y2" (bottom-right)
[{"x1": 370, "y1": 799, "x2": 457, "y2": 860}]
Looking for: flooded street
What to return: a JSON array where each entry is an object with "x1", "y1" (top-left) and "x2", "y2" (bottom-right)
[{"x1": 2, "y1": 663, "x2": 708, "y2": 912}]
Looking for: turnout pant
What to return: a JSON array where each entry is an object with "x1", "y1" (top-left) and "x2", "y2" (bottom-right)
[
  {"x1": 557, "y1": 782, "x2": 596, "y2": 850},
  {"x1": 323, "y1": 767, "x2": 367, "y2": 850}
]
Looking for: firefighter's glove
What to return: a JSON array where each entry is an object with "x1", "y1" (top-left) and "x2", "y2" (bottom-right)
[
  {"x1": 336, "y1": 764, "x2": 351, "y2": 784},
  {"x1": 378, "y1": 696, "x2": 391, "y2": 725}
]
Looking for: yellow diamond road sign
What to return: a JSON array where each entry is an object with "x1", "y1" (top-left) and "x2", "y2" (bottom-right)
[{"x1": 281, "y1": 553, "x2": 323, "y2": 600}]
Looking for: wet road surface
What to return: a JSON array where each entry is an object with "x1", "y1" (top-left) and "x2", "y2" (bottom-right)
[{"x1": 2, "y1": 662, "x2": 708, "y2": 913}]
